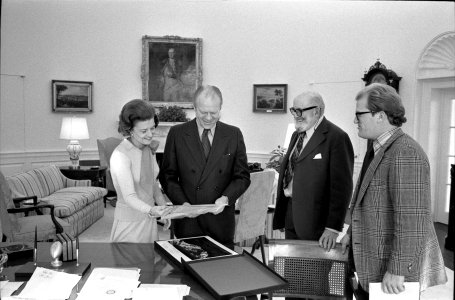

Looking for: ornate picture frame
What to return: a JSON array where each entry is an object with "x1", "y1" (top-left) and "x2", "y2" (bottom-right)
[
  {"x1": 52, "y1": 80, "x2": 93, "y2": 113},
  {"x1": 141, "y1": 35, "x2": 203, "y2": 108},
  {"x1": 253, "y1": 84, "x2": 287, "y2": 113}
]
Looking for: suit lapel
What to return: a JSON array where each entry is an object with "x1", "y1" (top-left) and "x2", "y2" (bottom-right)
[
  {"x1": 296, "y1": 118, "x2": 328, "y2": 162},
  {"x1": 354, "y1": 129, "x2": 405, "y2": 207},
  {"x1": 182, "y1": 120, "x2": 206, "y2": 171},
  {"x1": 200, "y1": 122, "x2": 229, "y2": 183}
]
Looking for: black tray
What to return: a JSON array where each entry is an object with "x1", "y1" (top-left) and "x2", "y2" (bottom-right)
[{"x1": 182, "y1": 250, "x2": 288, "y2": 299}]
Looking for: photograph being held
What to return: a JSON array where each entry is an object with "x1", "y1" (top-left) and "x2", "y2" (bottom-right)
[{"x1": 110, "y1": 99, "x2": 173, "y2": 243}]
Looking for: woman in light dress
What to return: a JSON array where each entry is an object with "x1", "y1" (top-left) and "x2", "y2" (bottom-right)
[{"x1": 110, "y1": 99, "x2": 172, "y2": 243}]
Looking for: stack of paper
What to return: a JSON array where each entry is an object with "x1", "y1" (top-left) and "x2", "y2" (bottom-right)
[
  {"x1": 134, "y1": 284, "x2": 190, "y2": 300},
  {"x1": 369, "y1": 282, "x2": 420, "y2": 300},
  {"x1": 16, "y1": 267, "x2": 80, "y2": 299},
  {"x1": 76, "y1": 268, "x2": 141, "y2": 300}
]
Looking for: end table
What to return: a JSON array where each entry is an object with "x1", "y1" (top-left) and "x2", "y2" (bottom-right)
[{"x1": 59, "y1": 166, "x2": 107, "y2": 188}]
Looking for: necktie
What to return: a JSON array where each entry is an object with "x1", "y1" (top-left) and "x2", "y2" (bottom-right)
[
  {"x1": 284, "y1": 132, "x2": 306, "y2": 188},
  {"x1": 201, "y1": 129, "x2": 211, "y2": 159},
  {"x1": 359, "y1": 144, "x2": 374, "y2": 186}
]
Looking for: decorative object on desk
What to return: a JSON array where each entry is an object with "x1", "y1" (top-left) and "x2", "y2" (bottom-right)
[
  {"x1": 0, "y1": 243, "x2": 33, "y2": 261},
  {"x1": 182, "y1": 250, "x2": 288, "y2": 300},
  {"x1": 52, "y1": 80, "x2": 93, "y2": 112},
  {"x1": 142, "y1": 35, "x2": 202, "y2": 108},
  {"x1": 56, "y1": 233, "x2": 77, "y2": 262},
  {"x1": 253, "y1": 84, "x2": 287, "y2": 113},
  {"x1": 50, "y1": 241, "x2": 63, "y2": 267},
  {"x1": 60, "y1": 116, "x2": 90, "y2": 168},
  {"x1": 155, "y1": 236, "x2": 237, "y2": 267},
  {"x1": 266, "y1": 145, "x2": 287, "y2": 172},
  {"x1": 158, "y1": 105, "x2": 189, "y2": 122}
]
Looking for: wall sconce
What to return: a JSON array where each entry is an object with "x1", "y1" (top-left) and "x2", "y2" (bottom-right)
[{"x1": 60, "y1": 116, "x2": 89, "y2": 168}]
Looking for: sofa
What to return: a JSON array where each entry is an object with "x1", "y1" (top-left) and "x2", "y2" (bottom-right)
[{"x1": 6, "y1": 165, "x2": 107, "y2": 237}]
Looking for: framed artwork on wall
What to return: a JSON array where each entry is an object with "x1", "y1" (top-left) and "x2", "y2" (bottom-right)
[
  {"x1": 253, "y1": 84, "x2": 287, "y2": 113},
  {"x1": 141, "y1": 35, "x2": 203, "y2": 108},
  {"x1": 52, "y1": 80, "x2": 93, "y2": 113}
]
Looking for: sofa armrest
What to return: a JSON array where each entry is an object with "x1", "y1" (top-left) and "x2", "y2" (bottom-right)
[{"x1": 65, "y1": 177, "x2": 91, "y2": 187}]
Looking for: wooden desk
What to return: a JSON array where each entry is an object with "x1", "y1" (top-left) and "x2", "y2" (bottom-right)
[
  {"x1": 3, "y1": 242, "x2": 215, "y2": 299},
  {"x1": 59, "y1": 166, "x2": 107, "y2": 188}
]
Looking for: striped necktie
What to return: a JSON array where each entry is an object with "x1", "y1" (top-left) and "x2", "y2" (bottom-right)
[{"x1": 283, "y1": 132, "x2": 306, "y2": 188}]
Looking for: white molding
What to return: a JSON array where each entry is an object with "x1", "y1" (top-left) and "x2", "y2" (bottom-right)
[{"x1": 417, "y1": 31, "x2": 455, "y2": 79}]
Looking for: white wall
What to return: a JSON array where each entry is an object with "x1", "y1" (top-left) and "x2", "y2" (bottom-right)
[{"x1": 1, "y1": 0, "x2": 454, "y2": 173}]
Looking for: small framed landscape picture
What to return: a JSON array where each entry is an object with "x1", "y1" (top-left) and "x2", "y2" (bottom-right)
[
  {"x1": 52, "y1": 80, "x2": 93, "y2": 113},
  {"x1": 253, "y1": 84, "x2": 287, "y2": 113}
]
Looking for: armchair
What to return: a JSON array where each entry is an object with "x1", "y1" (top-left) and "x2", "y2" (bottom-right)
[
  {"x1": 0, "y1": 171, "x2": 71, "y2": 242},
  {"x1": 97, "y1": 137, "x2": 122, "y2": 207}
]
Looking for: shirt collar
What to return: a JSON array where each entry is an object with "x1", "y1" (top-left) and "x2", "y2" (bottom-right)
[
  {"x1": 196, "y1": 119, "x2": 217, "y2": 137},
  {"x1": 304, "y1": 115, "x2": 324, "y2": 140},
  {"x1": 373, "y1": 127, "x2": 400, "y2": 154}
]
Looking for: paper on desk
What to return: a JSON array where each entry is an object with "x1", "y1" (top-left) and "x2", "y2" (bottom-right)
[
  {"x1": 76, "y1": 268, "x2": 141, "y2": 300},
  {"x1": 369, "y1": 282, "x2": 420, "y2": 300},
  {"x1": 161, "y1": 204, "x2": 227, "y2": 220},
  {"x1": 0, "y1": 281, "x2": 24, "y2": 297},
  {"x1": 18, "y1": 267, "x2": 81, "y2": 299},
  {"x1": 136, "y1": 284, "x2": 190, "y2": 299}
]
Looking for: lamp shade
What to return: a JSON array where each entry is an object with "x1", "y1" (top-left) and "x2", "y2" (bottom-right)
[
  {"x1": 283, "y1": 123, "x2": 295, "y2": 148},
  {"x1": 60, "y1": 117, "x2": 89, "y2": 140}
]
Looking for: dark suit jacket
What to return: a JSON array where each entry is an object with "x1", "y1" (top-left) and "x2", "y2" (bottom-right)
[
  {"x1": 273, "y1": 117, "x2": 354, "y2": 240},
  {"x1": 349, "y1": 129, "x2": 447, "y2": 291},
  {"x1": 159, "y1": 119, "x2": 250, "y2": 245}
]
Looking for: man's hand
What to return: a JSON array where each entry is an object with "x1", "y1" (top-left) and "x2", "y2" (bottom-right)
[
  {"x1": 318, "y1": 229, "x2": 339, "y2": 251},
  {"x1": 340, "y1": 234, "x2": 350, "y2": 255},
  {"x1": 212, "y1": 196, "x2": 228, "y2": 215},
  {"x1": 382, "y1": 271, "x2": 405, "y2": 294}
]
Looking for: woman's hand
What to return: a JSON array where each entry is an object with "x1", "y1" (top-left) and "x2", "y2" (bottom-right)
[{"x1": 148, "y1": 205, "x2": 173, "y2": 218}]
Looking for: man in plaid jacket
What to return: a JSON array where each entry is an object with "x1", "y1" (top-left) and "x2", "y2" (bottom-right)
[{"x1": 341, "y1": 83, "x2": 447, "y2": 299}]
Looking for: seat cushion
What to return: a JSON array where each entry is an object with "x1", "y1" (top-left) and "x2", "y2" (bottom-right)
[
  {"x1": 6, "y1": 170, "x2": 47, "y2": 198},
  {"x1": 12, "y1": 215, "x2": 73, "y2": 242},
  {"x1": 40, "y1": 187, "x2": 107, "y2": 218},
  {"x1": 34, "y1": 165, "x2": 65, "y2": 195}
]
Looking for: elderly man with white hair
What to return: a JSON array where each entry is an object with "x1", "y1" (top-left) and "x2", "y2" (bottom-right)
[{"x1": 273, "y1": 91, "x2": 354, "y2": 251}]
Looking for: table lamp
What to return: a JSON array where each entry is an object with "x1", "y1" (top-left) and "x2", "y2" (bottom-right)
[{"x1": 60, "y1": 116, "x2": 89, "y2": 168}]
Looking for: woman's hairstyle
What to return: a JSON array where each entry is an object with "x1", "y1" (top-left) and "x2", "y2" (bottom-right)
[
  {"x1": 356, "y1": 83, "x2": 407, "y2": 127},
  {"x1": 118, "y1": 99, "x2": 158, "y2": 136}
]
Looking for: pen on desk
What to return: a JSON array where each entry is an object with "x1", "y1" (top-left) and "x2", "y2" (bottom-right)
[
  {"x1": 34, "y1": 225, "x2": 37, "y2": 266},
  {"x1": 76, "y1": 236, "x2": 79, "y2": 267}
]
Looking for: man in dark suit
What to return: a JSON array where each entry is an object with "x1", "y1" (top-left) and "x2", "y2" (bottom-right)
[
  {"x1": 159, "y1": 85, "x2": 250, "y2": 248},
  {"x1": 341, "y1": 83, "x2": 447, "y2": 298},
  {"x1": 273, "y1": 91, "x2": 354, "y2": 250}
]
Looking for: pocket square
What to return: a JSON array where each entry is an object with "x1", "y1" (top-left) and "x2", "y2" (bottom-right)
[{"x1": 313, "y1": 153, "x2": 322, "y2": 159}]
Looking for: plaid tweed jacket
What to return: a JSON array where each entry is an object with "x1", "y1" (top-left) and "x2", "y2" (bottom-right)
[{"x1": 350, "y1": 128, "x2": 447, "y2": 292}]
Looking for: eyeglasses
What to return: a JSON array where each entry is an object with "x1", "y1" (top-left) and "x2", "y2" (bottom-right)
[
  {"x1": 289, "y1": 106, "x2": 318, "y2": 117},
  {"x1": 355, "y1": 111, "x2": 376, "y2": 122}
]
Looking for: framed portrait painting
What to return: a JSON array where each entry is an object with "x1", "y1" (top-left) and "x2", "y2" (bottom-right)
[
  {"x1": 253, "y1": 84, "x2": 287, "y2": 113},
  {"x1": 142, "y1": 35, "x2": 203, "y2": 108},
  {"x1": 52, "y1": 80, "x2": 93, "y2": 113}
]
